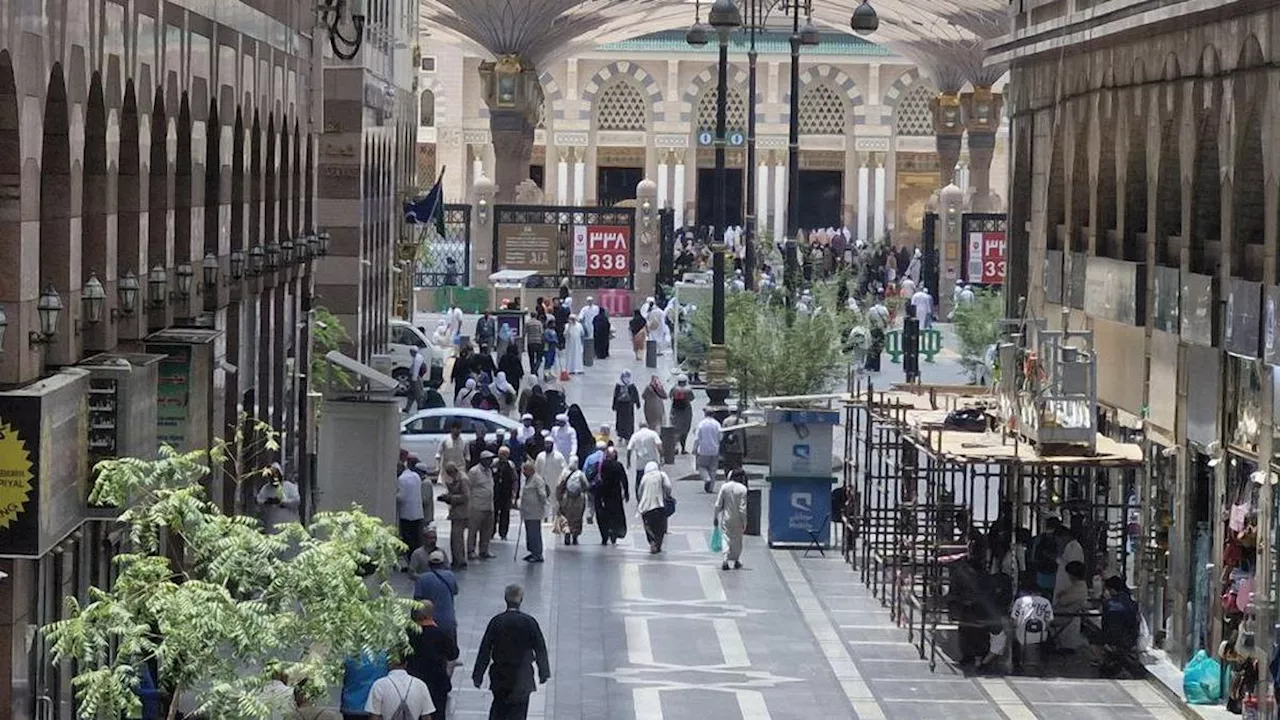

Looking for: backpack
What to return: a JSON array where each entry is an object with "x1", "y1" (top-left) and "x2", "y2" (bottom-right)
[
  {"x1": 565, "y1": 473, "x2": 585, "y2": 497},
  {"x1": 672, "y1": 388, "x2": 692, "y2": 410},
  {"x1": 387, "y1": 677, "x2": 414, "y2": 720}
]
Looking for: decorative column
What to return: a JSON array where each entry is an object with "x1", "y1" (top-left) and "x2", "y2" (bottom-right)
[
  {"x1": 556, "y1": 148, "x2": 569, "y2": 205},
  {"x1": 472, "y1": 176, "x2": 497, "y2": 287},
  {"x1": 672, "y1": 150, "x2": 686, "y2": 229},
  {"x1": 960, "y1": 88, "x2": 1005, "y2": 212},
  {"x1": 857, "y1": 157, "x2": 870, "y2": 242},
  {"x1": 471, "y1": 145, "x2": 485, "y2": 188},
  {"x1": 479, "y1": 55, "x2": 542, "y2": 203},
  {"x1": 656, "y1": 150, "x2": 669, "y2": 210},
  {"x1": 772, "y1": 153, "x2": 787, "y2": 247},
  {"x1": 873, "y1": 154, "x2": 886, "y2": 243},
  {"x1": 635, "y1": 178, "x2": 660, "y2": 297},
  {"x1": 572, "y1": 148, "x2": 586, "y2": 206},
  {"x1": 756, "y1": 154, "x2": 770, "y2": 242},
  {"x1": 930, "y1": 91, "x2": 965, "y2": 187}
]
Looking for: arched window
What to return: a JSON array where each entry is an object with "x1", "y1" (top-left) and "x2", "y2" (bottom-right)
[
  {"x1": 419, "y1": 90, "x2": 435, "y2": 127},
  {"x1": 595, "y1": 82, "x2": 648, "y2": 131},
  {"x1": 895, "y1": 85, "x2": 935, "y2": 137},
  {"x1": 798, "y1": 84, "x2": 848, "y2": 135},
  {"x1": 696, "y1": 87, "x2": 746, "y2": 131}
]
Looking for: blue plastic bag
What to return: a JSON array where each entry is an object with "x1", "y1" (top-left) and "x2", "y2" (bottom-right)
[
  {"x1": 1183, "y1": 650, "x2": 1223, "y2": 705},
  {"x1": 709, "y1": 526, "x2": 725, "y2": 553}
]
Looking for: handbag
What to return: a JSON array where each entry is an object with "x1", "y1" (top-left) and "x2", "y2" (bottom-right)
[
  {"x1": 663, "y1": 493, "x2": 677, "y2": 517},
  {"x1": 710, "y1": 526, "x2": 725, "y2": 553}
]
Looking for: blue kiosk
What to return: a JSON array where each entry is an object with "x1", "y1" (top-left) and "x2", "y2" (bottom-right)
[{"x1": 765, "y1": 408, "x2": 840, "y2": 548}]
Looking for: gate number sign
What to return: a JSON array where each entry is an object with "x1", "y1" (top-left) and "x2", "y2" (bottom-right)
[
  {"x1": 573, "y1": 225, "x2": 630, "y2": 277},
  {"x1": 966, "y1": 231, "x2": 1006, "y2": 285}
]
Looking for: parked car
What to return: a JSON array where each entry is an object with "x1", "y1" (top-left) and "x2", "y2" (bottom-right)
[
  {"x1": 388, "y1": 320, "x2": 441, "y2": 394},
  {"x1": 400, "y1": 407, "x2": 524, "y2": 475}
]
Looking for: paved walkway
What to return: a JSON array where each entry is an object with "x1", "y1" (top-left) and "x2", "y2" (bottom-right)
[{"x1": 387, "y1": 313, "x2": 1191, "y2": 719}]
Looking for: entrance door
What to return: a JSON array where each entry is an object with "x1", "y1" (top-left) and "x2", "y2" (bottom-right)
[
  {"x1": 797, "y1": 170, "x2": 843, "y2": 229},
  {"x1": 598, "y1": 166, "x2": 643, "y2": 206},
  {"x1": 696, "y1": 168, "x2": 744, "y2": 231}
]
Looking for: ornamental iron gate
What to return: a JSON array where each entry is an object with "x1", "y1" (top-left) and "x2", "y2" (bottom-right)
[
  {"x1": 413, "y1": 203, "x2": 472, "y2": 288},
  {"x1": 492, "y1": 205, "x2": 637, "y2": 290}
]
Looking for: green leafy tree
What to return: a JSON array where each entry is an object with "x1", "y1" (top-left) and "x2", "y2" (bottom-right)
[
  {"x1": 681, "y1": 291, "x2": 846, "y2": 400},
  {"x1": 309, "y1": 306, "x2": 354, "y2": 391},
  {"x1": 214, "y1": 412, "x2": 281, "y2": 516},
  {"x1": 44, "y1": 447, "x2": 415, "y2": 720},
  {"x1": 952, "y1": 288, "x2": 1006, "y2": 383}
]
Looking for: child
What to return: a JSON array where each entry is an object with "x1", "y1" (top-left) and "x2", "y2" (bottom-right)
[{"x1": 543, "y1": 327, "x2": 559, "y2": 370}]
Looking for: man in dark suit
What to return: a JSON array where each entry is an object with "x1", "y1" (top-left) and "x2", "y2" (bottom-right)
[
  {"x1": 472, "y1": 584, "x2": 551, "y2": 720},
  {"x1": 407, "y1": 602, "x2": 459, "y2": 720}
]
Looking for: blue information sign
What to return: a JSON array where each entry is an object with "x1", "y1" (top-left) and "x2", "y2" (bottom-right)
[{"x1": 767, "y1": 476, "x2": 835, "y2": 547}]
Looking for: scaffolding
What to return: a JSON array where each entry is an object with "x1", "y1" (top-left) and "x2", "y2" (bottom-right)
[{"x1": 844, "y1": 382, "x2": 1144, "y2": 670}]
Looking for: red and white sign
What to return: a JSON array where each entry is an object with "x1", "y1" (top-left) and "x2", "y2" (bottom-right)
[
  {"x1": 967, "y1": 231, "x2": 1006, "y2": 285},
  {"x1": 572, "y1": 224, "x2": 630, "y2": 277}
]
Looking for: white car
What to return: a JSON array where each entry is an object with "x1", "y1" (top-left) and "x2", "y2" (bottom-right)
[
  {"x1": 388, "y1": 320, "x2": 441, "y2": 394},
  {"x1": 400, "y1": 407, "x2": 524, "y2": 475}
]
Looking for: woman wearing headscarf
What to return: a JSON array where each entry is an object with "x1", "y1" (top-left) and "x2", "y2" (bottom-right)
[
  {"x1": 669, "y1": 375, "x2": 695, "y2": 454},
  {"x1": 566, "y1": 404, "x2": 596, "y2": 466},
  {"x1": 637, "y1": 461, "x2": 673, "y2": 554},
  {"x1": 612, "y1": 371, "x2": 641, "y2": 441},
  {"x1": 593, "y1": 305, "x2": 612, "y2": 359},
  {"x1": 642, "y1": 374, "x2": 668, "y2": 429},
  {"x1": 595, "y1": 447, "x2": 630, "y2": 545},
  {"x1": 450, "y1": 344, "x2": 474, "y2": 398},
  {"x1": 555, "y1": 455, "x2": 587, "y2": 546},
  {"x1": 493, "y1": 372, "x2": 517, "y2": 416},
  {"x1": 498, "y1": 343, "x2": 524, "y2": 392},
  {"x1": 629, "y1": 310, "x2": 648, "y2": 361},
  {"x1": 526, "y1": 384, "x2": 550, "y2": 430},
  {"x1": 456, "y1": 378, "x2": 478, "y2": 409}
]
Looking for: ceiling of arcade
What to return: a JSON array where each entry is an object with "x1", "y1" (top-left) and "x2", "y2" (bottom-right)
[{"x1": 420, "y1": 0, "x2": 1010, "y2": 87}]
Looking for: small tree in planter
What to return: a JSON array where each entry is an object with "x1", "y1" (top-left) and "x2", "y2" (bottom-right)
[
  {"x1": 44, "y1": 446, "x2": 414, "y2": 720},
  {"x1": 952, "y1": 288, "x2": 1006, "y2": 383}
]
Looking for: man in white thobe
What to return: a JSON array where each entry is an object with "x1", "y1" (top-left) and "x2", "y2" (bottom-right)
[
  {"x1": 564, "y1": 315, "x2": 584, "y2": 374},
  {"x1": 446, "y1": 306, "x2": 463, "y2": 341},
  {"x1": 911, "y1": 287, "x2": 935, "y2": 329},
  {"x1": 647, "y1": 303, "x2": 667, "y2": 354},
  {"x1": 906, "y1": 248, "x2": 923, "y2": 284},
  {"x1": 714, "y1": 473, "x2": 748, "y2": 570},
  {"x1": 535, "y1": 440, "x2": 567, "y2": 521},
  {"x1": 959, "y1": 284, "x2": 976, "y2": 307},
  {"x1": 580, "y1": 297, "x2": 599, "y2": 341},
  {"x1": 550, "y1": 414, "x2": 575, "y2": 460}
]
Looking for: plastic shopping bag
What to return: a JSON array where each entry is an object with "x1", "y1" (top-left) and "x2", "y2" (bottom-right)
[
  {"x1": 709, "y1": 526, "x2": 725, "y2": 553},
  {"x1": 1183, "y1": 649, "x2": 1223, "y2": 705}
]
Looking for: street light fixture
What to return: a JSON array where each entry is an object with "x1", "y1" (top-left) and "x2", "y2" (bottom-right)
[
  {"x1": 203, "y1": 253, "x2": 219, "y2": 290},
  {"x1": 850, "y1": 0, "x2": 879, "y2": 34},
  {"x1": 249, "y1": 245, "x2": 265, "y2": 275},
  {"x1": 0, "y1": 305, "x2": 7, "y2": 351},
  {"x1": 307, "y1": 234, "x2": 321, "y2": 259},
  {"x1": 148, "y1": 265, "x2": 168, "y2": 307},
  {"x1": 82, "y1": 272, "x2": 106, "y2": 324},
  {"x1": 799, "y1": 17, "x2": 820, "y2": 46},
  {"x1": 317, "y1": 0, "x2": 366, "y2": 61},
  {"x1": 281, "y1": 237, "x2": 296, "y2": 266},
  {"x1": 175, "y1": 261, "x2": 194, "y2": 298},
  {"x1": 30, "y1": 284, "x2": 63, "y2": 345},
  {"x1": 317, "y1": 231, "x2": 331, "y2": 256},
  {"x1": 265, "y1": 242, "x2": 281, "y2": 271},
  {"x1": 230, "y1": 250, "x2": 245, "y2": 280},
  {"x1": 118, "y1": 270, "x2": 140, "y2": 316},
  {"x1": 686, "y1": 0, "x2": 711, "y2": 47}
]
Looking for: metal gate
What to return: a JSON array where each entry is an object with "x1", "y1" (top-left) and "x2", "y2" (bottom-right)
[
  {"x1": 413, "y1": 203, "x2": 472, "y2": 288},
  {"x1": 492, "y1": 205, "x2": 636, "y2": 291}
]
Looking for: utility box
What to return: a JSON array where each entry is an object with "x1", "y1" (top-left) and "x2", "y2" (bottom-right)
[{"x1": 765, "y1": 408, "x2": 839, "y2": 548}]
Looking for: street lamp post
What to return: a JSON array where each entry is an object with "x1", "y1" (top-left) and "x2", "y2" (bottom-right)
[{"x1": 706, "y1": 0, "x2": 741, "y2": 407}]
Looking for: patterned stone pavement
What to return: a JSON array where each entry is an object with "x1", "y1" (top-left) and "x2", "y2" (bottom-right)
[{"x1": 382, "y1": 313, "x2": 1192, "y2": 719}]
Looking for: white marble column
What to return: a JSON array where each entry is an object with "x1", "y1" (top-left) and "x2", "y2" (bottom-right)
[
  {"x1": 572, "y1": 148, "x2": 586, "y2": 206},
  {"x1": 556, "y1": 150, "x2": 569, "y2": 205},
  {"x1": 856, "y1": 160, "x2": 870, "y2": 242},
  {"x1": 756, "y1": 159, "x2": 770, "y2": 240},
  {"x1": 656, "y1": 152, "x2": 669, "y2": 210},
  {"x1": 873, "y1": 157, "x2": 886, "y2": 242},
  {"x1": 772, "y1": 158, "x2": 787, "y2": 243},
  {"x1": 471, "y1": 146, "x2": 484, "y2": 186},
  {"x1": 673, "y1": 154, "x2": 686, "y2": 229}
]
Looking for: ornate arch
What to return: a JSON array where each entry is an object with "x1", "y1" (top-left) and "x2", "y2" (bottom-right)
[
  {"x1": 581, "y1": 61, "x2": 662, "y2": 120},
  {"x1": 538, "y1": 71, "x2": 563, "y2": 123},
  {"x1": 782, "y1": 64, "x2": 866, "y2": 125},
  {"x1": 883, "y1": 68, "x2": 925, "y2": 110},
  {"x1": 681, "y1": 63, "x2": 755, "y2": 124}
]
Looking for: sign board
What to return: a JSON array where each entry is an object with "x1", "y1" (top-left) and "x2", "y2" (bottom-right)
[
  {"x1": 152, "y1": 344, "x2": 192, "y2": 449},
  {"x1": 766, "y1": 409, "x2": 839, "y2": 477},
  {"x1": 572, "y1": 224, "x2": 630, "y2": 277},
  {"x1": 497, "y1": 223, "x2": 559, "y2": 274},
  {"x1": 767, "y1": 476, "x2": 834, "y2": 546},
  {"x1": 697, "y1": 129, "x2": 745, "y2": 146},
  {"x1": 0, "y1": 400, "x2": 40, "y2": 556},
  {"x1": 966, "y1": 231, "x2": 1006, "y2": 284}
]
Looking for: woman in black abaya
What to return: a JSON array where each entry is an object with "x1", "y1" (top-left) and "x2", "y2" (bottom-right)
[
  {"x1": 567, "y1": 404, "x2": 596, "y2": 469},
  {"x1": 592, "y1": 306, "x2": 611, "y2": 359},
  {"x1": 595, "y1": 447, "x2": 629, "y2": 545}
]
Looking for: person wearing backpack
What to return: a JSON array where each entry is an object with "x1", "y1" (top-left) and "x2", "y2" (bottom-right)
[
  {"x1": 364, "y1": 652, "x2": 434, "y2": 720},
  {"x1": 556, "y1": 455, "x2": 588, "y2": 545}
]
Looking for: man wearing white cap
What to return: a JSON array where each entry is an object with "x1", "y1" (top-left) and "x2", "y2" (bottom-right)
[
  {"x1": 580, "y1": 297, "x2": 599, "y2": 341},
  {"x1": 516, "y1": 414, "x2": 536, "y2": 445},
  {"x1": 551, "y1": 414, "x2": 575, "y2": 460}
]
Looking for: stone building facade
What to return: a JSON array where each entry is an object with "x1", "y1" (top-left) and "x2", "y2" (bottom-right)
[
  {"x1": 0, "y1": 0, "x2": 414, "y2": 715},
  {"x1": 417, "y1": 31, "x2": 1010, "y2": 250},
  {"x1": 993, "y1": 0, "x2": 1280, "y2": 673}
]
